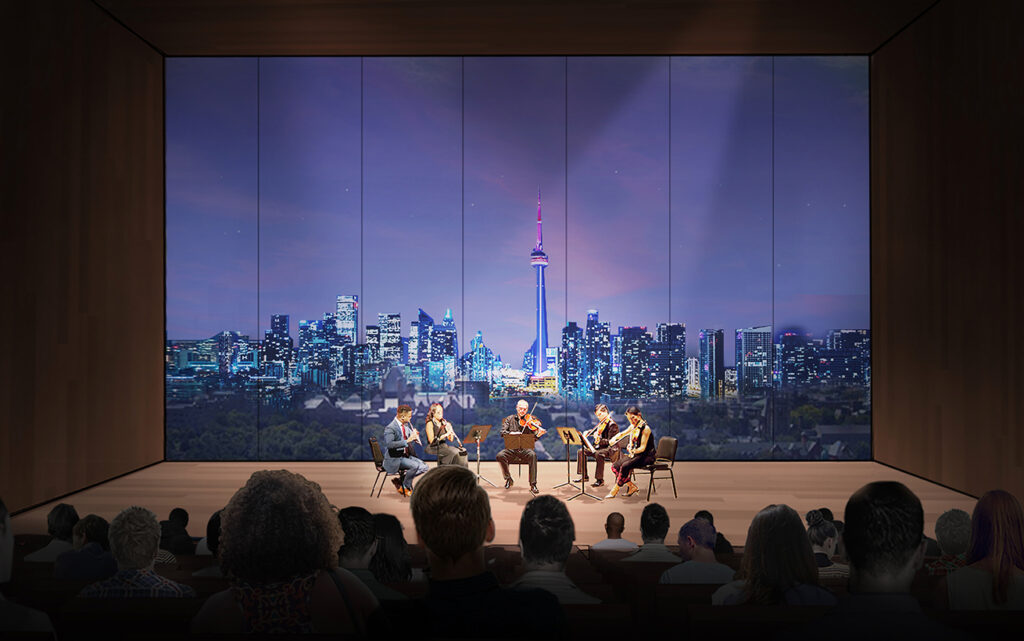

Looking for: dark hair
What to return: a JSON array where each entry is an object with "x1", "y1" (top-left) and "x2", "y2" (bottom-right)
[
  {"x1": 640, "y1": 503, "x2": 670, "y2": 543},
  {"x1": 817, "y1": 507, "x2": 835, "y2": 522},
  {"x1": 678, "y1": 518, "x2": 717, "y2": 550},
  {"x1": 739, "y1": 504, "x2": 819, "y2": 605},
  {"x1": 844, "y1": 481, "x2": 924, "y2": 576},
  {"x1": 73, "y1": 515, "x2": 110, "y2": 550},
  {"x1": 595, "y1": 404, "x2": 609, "y2": 414},
  {"x1": 694, "y1": 510, "x2": 715, "y2": 526},
  {"x1": 47, "y1": 503, "x2": 80, "y2": 541},
  {"x1": 206, "y1": 510, "x2": 223, "y2": 556},
  {"x1": 410, "y1": 466, "x2": 491, "y2": 562},
  {"x1": 169, "y1": 507, "x2": 189, "y2": 527},
  {"x1": 966, "y1": 490, "x2": 1024, "y2": 605},
  {"x1": 625, "y1": 406, "x2": 642, "y2": 417},
  {"x1": 520, "y1": 495, "x2": 574, "y2": 566},
  {"x1": 806, "y1": 509, "x2": 838, "y2": 547},
  {"x1": 338, "y1": 507, "x2": 375, "y2": 559},
  {"x1": 605, "y1": 512, "x2": 625, "y2": 534},
  {"x1": 370, "y1": 513, "x2": 412, "y2": 582},
  {"x1": 397, "y1": 404, "x2": 412, "y2": 415}
]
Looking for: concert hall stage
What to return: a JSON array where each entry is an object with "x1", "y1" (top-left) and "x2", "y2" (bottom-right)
[{"x1": 11, "y1": 461, "x2": 976, "y2": 546}]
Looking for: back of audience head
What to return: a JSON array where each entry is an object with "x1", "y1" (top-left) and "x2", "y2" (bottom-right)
[
  {"x1": 740, "y1": 504, "x2": 819, "y2": 604},
  {"x1": 219, "y1": 469, "x2": 342, "y2": 584},
  {"x1": 337, "y1": 506, "x2": 376, "y2": 566},
  {"x1": 843, "y1": 481, "x2": 925, "y2": 590},
  {"x1": 410, "y1": 465, "x2": 493, "y2": 566},
  {"x1": 605, "y1": 512, "x2": 625, "y2": 538},
  {"x1": 168, "y1": 507, "x2": 189, "y2": 527},
  {"x1": 205, "y1": 510, "x2": 223, "y2": 557},
  {"x1": 73, "y1": 514, "x2": 110, "y2": 551},
  {"x1": 520, "y1": 495, "x2": 574, "y2": 569},
  {"x1": 816, "y1": 507, "x2": 835, "y2": 522},
  {"x1": 109, "y1": 506, "x2": 161, "y2": 570},
  {"x1": 934, "y1": 508, "x2": 971, "y2": 557},
  {"x1": 640, "y1": 503, "x2": 670, "y2": 544},
  {"x1": 966, "y1": 489, "x2": 1024, "y2": 604},
  {"x1": 48, "y1": 503, "x2": 80, "y2": 542},
  {"x1": 370, "y1": 513, "x2": 411, "y2": 582},
  {"x1": 678, "y1": 518, "x2": 717, "y2": 562},
  {"x1": 806, "y1": 509, "x2": 839, "y2": 555},
  {"x1": 694, "y1": 509, "x2": 715, "y2": 526}
]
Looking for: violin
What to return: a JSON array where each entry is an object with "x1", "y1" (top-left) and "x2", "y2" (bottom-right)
[{"x1": 518, "y1": 413, "x2": 547, "y2": 437}]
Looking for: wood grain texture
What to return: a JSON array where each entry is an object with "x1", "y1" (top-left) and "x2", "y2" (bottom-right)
[
  {"x1": 0, "y1": 0, "x2": 164, "y2": 514},
  {"x1": 11, "y1": 461, "x2": 977, "y2": 547},
  {"x1": 93, "y1": 0, "x2": 935, "y2": 56},
  {"x1": 871, "y1": 0, "x2": 1024, "y2": 500}
]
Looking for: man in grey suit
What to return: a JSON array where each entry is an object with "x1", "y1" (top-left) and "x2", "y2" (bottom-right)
[{"x1": 383, "y1": 405, "x2": 429, "y2": 496}]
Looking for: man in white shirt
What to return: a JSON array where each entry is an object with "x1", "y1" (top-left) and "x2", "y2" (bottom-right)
[
  {"x1": 25, "y1": 503, "x2": 79, "y2": 563},
  {"x1": 590, "y1": 512, "x2": 639, "y2": 552},
  {"x1": 660, "y1": 518, "x2": 736, "y2": 584},
  {"x1": 623, "y1": 503, "x2": 680, "y2": 563}
]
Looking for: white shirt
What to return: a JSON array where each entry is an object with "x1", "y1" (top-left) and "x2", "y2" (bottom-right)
[
  {"x1": 622, "y1": 543, "x2": 680, "y2": 563},
  {"x1": 591, "y1": 538, "x2": 640, "y2": 552},
  {"x1": 659, "y1": 560, "x2": 736, "y2": 584}
]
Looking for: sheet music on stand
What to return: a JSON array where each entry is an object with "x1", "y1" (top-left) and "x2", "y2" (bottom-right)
[
  {"x1": 501, "y1": 432, "x2": 537, "y2": 450},
  {"x1": 554, "y1": 426, "x2": 602, "y2": 501},
  {"x1": 579, "y1": 428, "x2": 598, "y2": 454}
]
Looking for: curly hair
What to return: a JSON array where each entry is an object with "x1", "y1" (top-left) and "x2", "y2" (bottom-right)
[
  {"x1": 109, "y1": 506, "x2": 160, "y2": 569},
  {"x1": 219, "y1": 470, "x2": 343, "y2": 583}
]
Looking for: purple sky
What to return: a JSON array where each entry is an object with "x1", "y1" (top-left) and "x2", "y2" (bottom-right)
[{"x1": 166, "y1": 56, "x2": 868, "y2": 365}]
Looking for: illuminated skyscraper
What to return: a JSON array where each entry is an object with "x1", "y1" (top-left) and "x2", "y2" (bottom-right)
[
  {"x1": 559, "y1": 322, "x2": 584, "y2": 398},
  {"x1": 584, "y1": 310, "x2": 611, "y2": 397},
  {"x1": 530, "y1": 191, "x2": 549, "y2": 376},
  {"x1": 335, "y1": 295, "x2": 359, "y2": 345},
  {"x1": 620, "y1": 326, "x2": 651, "y2": 399},
  {"x1": 416, "y1": 308, "x2": 433, "y2": 363},
  {"x1": 735, "y1": 325, "x2": 772, "y2": 396},
  {"x1": 366, "y1": 325, "x2": 380, "y2": 364},
  {"x1": 699, "y1": 329, "x2": 725, "y2": 398},
  {"x1": 378, "y1": 313, "x2": 401, "y2": 365}
]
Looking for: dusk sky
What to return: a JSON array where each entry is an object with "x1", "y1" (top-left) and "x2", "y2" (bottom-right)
[{"x1": 166, "y1": 56, "x2": 868, "y2": 366}]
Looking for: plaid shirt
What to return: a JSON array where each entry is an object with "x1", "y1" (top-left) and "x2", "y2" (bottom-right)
[
  {"x1": 78, "y1": 568, "x2": 196, "y2": 598},
  {"x1": 925, "y1": 553, "x2": 968, "y2": 576}
]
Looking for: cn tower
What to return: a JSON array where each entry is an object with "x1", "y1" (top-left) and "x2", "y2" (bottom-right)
[{"x1": 530, "y1": 191, "x2": 549, "y2": 376}]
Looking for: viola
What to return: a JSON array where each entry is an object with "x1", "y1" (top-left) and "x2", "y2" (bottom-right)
[{"x1": 518, "y1": 413, "x2": 547, "y2": 437}]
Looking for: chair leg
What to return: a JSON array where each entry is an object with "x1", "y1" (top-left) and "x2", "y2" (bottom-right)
[
  {"x1": 371, "y1": 471, "x2": 382, "y2": 497},
  {"x1": 669, "y1": 469, "x2": 677, "y2": 498},
  {"x1": 377, "y1": 474, "x2": 386, "y2": 498},
  {"x1": 646, "y1": 472, "x2": 655, "y2": 501}
]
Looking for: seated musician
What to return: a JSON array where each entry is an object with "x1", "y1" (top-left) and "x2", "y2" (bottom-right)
[
  {"x1": 496, "y1": 400, "x2": 540, "y2": 494},
  {"x1": 423, "y1": 402, "x2": 468, "y2": 468},
  {"x1": 573, "y1": 403, "x2": 619, "y2": 488},
  {"x1": 382, "y1": 405, "x2": 429, "y2": 497},
  {"x1": 606, "y1": 406, "x2": 656, "y2": 499}
]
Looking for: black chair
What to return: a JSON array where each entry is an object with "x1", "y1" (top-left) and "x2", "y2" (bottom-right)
[
  {"x1": 369, "y1": 437, "x2": 404, "y2": 497},
  {"x1": 632, "y1": 436, "x2": 678, "y2": 501}
]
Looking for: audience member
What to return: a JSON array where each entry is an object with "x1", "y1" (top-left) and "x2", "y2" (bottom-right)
[
  {"x1": 408, "y1": 465, "x2": 565, "y2": 638},
  {"x1": 832, "y1": 519, "x2": 848, "y2": 562},
  {"x1": 816, "y1": 507, "x2": 835, "y2": 522},
  {"x1": 54, "y1": 514, "x2": 117, "y2": 581},
  {"x1": 511, "y1": 495, "x2": 600, "y2": 604},
  {"x1": 24, "y1": 503, "x2": 79, "y2": 562},
  {"x1": 660, "y1": 518, "x2": 736, "y2": 585},
  {"x1": 370, "y1": 513, "x2": 414, "y2": 583},
  {"x1": 194, "y1": 509, "x2": 221, "y2": 556},
  {"x1": 806, "y1": 509, "x2": 849, "y2": 579},
  {"x1": 192, "y1": 510, "x2": 223, "y2": 577},
  {"x1": 694, "y1": 509, "x2": 734, "y2": 556},
  {"x1": 159, "y1": 507, "x2": 196, "y2": 555},
  {"x1": 926, "y1": 508, "x2": 971, "y2": 576},
  {"x1": 79, "y1": 506, "x2": 195, "y2": 598},
  {"x1": 623, "y1": 503, "x2": 679, "y2": 563},
  {"x1": 337, "y1": 507, "x2": 406, "y2": 601},
  {"x1": 0, "y1": 497, "x2": 55, "y2": 635},
  {"x1": 941, "y1": 489, "x2": 1024, "y2": 610},
  {"x1": 590, "y1": 512, "x2": 638, "y2": 552},
  {"x1": 781, "y1": 481, "x2": 964, "y2": 640},
  {"x1": 712, "y1": 504, "x2": 835, "y2": 605},
  {"x1": 192, "y1": 470, "x2": 379, "y2": 633}
]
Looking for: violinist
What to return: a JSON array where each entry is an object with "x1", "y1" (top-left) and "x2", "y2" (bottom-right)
[
  {"x1": 606, "y1": 406, "x2": 655, "y2": 499},
  {"x1": 574, "y1": 404, "x2": 619, "y2": 488},
  {"x1": 497, "y1": 400, "x2": 540, "y2": 493},
  {"x1": 424, "y1": 402, "x2": 468, "y2": 468}
]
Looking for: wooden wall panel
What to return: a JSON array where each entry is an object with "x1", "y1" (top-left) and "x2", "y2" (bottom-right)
[
  {"x1": 95, "y1": 0, "x2": 934, "y2": 56},
  {"x1": 0, "y1": 0, "x2": 164, "y2": 513},
  {"x1": 872, "y1": 0, "x2": 1024, "y2": 500}
]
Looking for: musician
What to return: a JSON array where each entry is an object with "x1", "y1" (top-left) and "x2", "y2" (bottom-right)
[
  {"x1": 606, "y1": 406, "x2": 656, "y2": 499},
  {"x1": 423, "y1": 403, "x2": 468, "y2": 468},
  {"x1": 497, "y1": 400, "x2": 540, "y2": 494},
  {"x1": 573, "y1": 404, "x2": 619, "y2": 488},
  {"x1": 382, "y1": 405, "x2": 429, "y2": 497}
]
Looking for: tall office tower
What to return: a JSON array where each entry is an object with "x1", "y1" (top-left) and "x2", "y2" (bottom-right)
[
  {"x1": 777, "y1": 330, "x2": 816, "y2": 388},
  {"x1": 559, "y1": 322, "x2": 584, "y2": 398},
  {"x1": 826, "y1": 328, "x2": 871, "y2": 352},
  {"x1": 365, "y1": 325, "x2": 381, "y2": 364},
  {"x1": 620, "y1": 326, "x2": 651, "y2": 399},
  {"x1": 584, "y1": 310, "x2": 611, "y2": 397},
  {"x1": 735, "y1": 325, "x2": 773, "y2": 396},
  {"x1": 416, "y1": 308, "x2": 434, "y2": 363},
  {"x1": 699, "y1": 329, "x2": 725, "y2": 398},
  {"x1": 431, "y1": 309, "x2": 458, "y2": 362},
  {"x1": 408, "y1": 321, "x2": 419, "y2": 364},
  {"x1": 610, "y1": 331, "x2": 623, "y2": 391},
  {"x1": 263, "y1": 314, "x2": 294, "y2": 370},
  {"x1": 822, "y1": 329, "x2": 870, "y2": 385},
  {"x1": 335, "y1": 295, "x2": 359, "y2": 345},
  {"x1": 686, "y1": 357, "x2": 701, "y2": 395},
  {"x1": 468, "y1": 330, "x2": 494, "y2": 382},
  {"x1": 378, "y1": 313, "x2": 402, "y2": 366},
  {"x1": 441, "y1": 307, "x2": 458, "y2": 355},
  {"x1": 656, "y1": 322, "x2": 686, "y2": 398},
  {"x1": 530, "y1": 191, "x2": 550, "y2": 376}
]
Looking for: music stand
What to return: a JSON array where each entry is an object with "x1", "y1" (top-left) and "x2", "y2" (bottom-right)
[
  {"x1": 467, "y1": 425, "x2": 497, "y2": 487},
  {"x1": 557, "y1": 427, "x2": 603, "y2": 502}
]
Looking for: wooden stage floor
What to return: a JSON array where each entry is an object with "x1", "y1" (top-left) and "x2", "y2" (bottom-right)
[{"x1": 12, "y1": 461, "x2": 978, "y2": 547}]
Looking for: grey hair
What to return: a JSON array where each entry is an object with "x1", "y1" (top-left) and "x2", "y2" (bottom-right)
[{"x1": 108, "y1": 506, "x2": 160, "y2": 570}]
